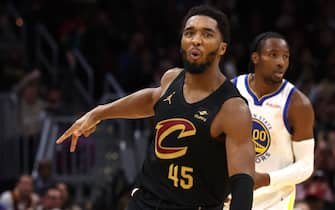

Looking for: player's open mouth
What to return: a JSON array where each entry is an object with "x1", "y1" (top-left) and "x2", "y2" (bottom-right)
[
  {"x1": 274, "y1": 71, "x2": 284, "y2": 77},
  {"x1": 189, "y1": 49, "x2": 202, "y2": 60}
]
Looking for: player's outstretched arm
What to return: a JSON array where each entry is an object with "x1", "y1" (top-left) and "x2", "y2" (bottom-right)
[
  {"x1": 56, "y1": 68, "x2": 182, "y2": 152},
  {"x1": 55, "y1": 87, "x2": 159, "y2": 152},
  {"x1": 213, "y1": 97, "x2": 255, "y2": 210}
]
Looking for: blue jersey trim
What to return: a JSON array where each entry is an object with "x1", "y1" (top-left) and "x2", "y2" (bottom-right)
[
  {"x1": 244, "y1": 75, "x2": 288, "y2": 106},
  {"x1": 232, "y1": 77, "x2": 238, "y2": 87},
  {"x1": 283, "y1": 87, "x2": 296, "y2": 134}
]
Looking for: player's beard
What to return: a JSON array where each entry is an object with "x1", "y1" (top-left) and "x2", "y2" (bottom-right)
[
  {"x1": 268, "y1": 76, "x2": 283, "y2": 85},
  {"x1": 264, "y1": 73, "x2": 284, "y2": 85},
  {"x1": 181, "y1": 48, "x2": 218, "y2": 74}
]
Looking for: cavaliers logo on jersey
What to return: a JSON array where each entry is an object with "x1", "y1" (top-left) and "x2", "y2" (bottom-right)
[
  {"x1": 252, "y1": 118, "x2": 271, "y2": 156},
  {"x1": 155, "y1": 118, "x2": 196, "y2": 159}
]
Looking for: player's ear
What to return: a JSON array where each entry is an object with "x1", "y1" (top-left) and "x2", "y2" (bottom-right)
[
  {"x1": 251, "y1": 52, "x2": 259, "y2": 65},
  {"x1": 219, "y1": 42, "x2": 227, "y2": 56}
]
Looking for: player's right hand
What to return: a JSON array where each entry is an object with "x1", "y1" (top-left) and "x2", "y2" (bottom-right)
[{"x1": 55, "y1": 111, "x2": 101, "y2": 152}]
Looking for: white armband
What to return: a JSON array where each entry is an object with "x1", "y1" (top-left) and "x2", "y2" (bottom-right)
[{"x1": 269, "y1": 138, "x2": 314, "y2": 187}]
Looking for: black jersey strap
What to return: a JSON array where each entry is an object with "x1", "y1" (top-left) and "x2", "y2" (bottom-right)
[{"x1": 229, "y1": 173, "x2": 254, "y2": 210}]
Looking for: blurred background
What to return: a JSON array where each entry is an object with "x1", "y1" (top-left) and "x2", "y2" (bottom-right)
[{"x1": 0, "y1": 0, "x2": 334, "y2": 209}]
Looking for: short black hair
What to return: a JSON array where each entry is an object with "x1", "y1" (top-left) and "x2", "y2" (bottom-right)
[
  {"x1": 181, "y1": 5, "x2": 231, "y2": 44},
  {"x1": 248, "y1": 31, "x2": 288, "y2": 72}
]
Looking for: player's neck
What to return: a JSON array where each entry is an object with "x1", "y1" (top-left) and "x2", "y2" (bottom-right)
[
  {"x1": 249, "y1": 73, "x2": 283, "y2": 98},
  {"x1": 185, "y1": 66, "x2": 225, "y2": 91}
]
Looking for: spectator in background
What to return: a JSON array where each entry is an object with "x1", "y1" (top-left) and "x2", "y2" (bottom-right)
[
  {"x1": 34, "y1": 159, "x2": 56, "y2": 197},
  {"x1": 0, "y1": 48, "x2": 26, "y2": 92},
  {"x1": 56, "y1": 182, "x2": 81, "y2": 210},
  {"x1": 294, "y1": 200, "x2": 311, "y2": 210},
  {"x1": 35, "y1": 187, "x2": 63, "y2": 210},
  {"x1": 15, "y1": 69, "x2": 47, "y2": 173},
  {"x1": 117, "y1": 31, "x2": 146, "y2": 92},
  {"x1": 296, "y1": 170, "x2": 335, "y2": 210},
  {"x1": 306, "y1": 171, "x2": 334, "y2": 202},
  {"x1": 45, "y1": 86, "x2": 66, "y2": 115},
  {"x1": 18, "y1": 70, "x2": 46, "y2": 139},
  {"x1": 0, "y1": 175, "x2": 39, "y2": 210}
]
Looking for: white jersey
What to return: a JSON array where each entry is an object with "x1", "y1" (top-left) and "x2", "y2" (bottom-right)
[{"x1": 233, "y1": 74, "x2": 296, "y2": 210}]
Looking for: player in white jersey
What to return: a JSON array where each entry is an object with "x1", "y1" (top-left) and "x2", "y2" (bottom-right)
[{"x1": 232, "y1": 32, "x2": 315, "y2": 210}]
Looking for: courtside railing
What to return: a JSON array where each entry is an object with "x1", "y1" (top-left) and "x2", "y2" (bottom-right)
[{"x1": 36, "y1": 24, "x2": 59, "y2": 81}]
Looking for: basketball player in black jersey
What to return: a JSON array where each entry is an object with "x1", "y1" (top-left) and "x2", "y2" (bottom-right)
[{"x1": 56, "y1": 5, "x2": 255, "y2": 210}]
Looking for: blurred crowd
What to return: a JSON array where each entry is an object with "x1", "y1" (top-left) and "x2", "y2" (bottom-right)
[
  {"x1": 0, "y1": 0, "x2": 335, "y2": 209},
  {"x1": 0, "y1": 160, "x2": 81, "y2": 210}
]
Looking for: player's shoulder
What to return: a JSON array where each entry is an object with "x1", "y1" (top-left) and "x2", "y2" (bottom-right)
[
  {"x1": 216, "y1": 95, "x2": 251, "y2": 127},
  {"x1": 288, "y1": 87, "x2": 314, "y2": 121},
  {"x1": 212, "y1": 96, "x2": 251, "y2": 137},
  {"x1": 162, "y1": 67, "x2": 183, "y2": 79},
  {"x1": 221, "y1": 96, "x2": 250, "y2": 116},
  {"x1": 231, "y1": 73, "x2": 248, "y2": 85},
  {"x1": 287, "y1": 85, "x2": 314, "y2": 130},
  {"x1": 161, "y1": 68, "x2": 183, "y2": 86},
  {"x1": 291, "y1": 88, "x2": 312, "y2": 109}
]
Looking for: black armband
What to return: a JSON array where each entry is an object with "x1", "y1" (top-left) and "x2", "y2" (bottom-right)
[{"x1": 229, "y1": 173, "x2": 254, "y2": 210}]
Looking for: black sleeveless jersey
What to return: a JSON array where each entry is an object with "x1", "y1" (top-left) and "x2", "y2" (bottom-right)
[{"x1": 138, "y1": 70, "x2": 244, "y2": 208}]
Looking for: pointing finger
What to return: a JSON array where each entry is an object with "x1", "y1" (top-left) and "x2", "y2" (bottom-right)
[
  {"x1": 56, "y1": 124, "x2": 78, "y2": 144},
  {"x1": 70, "y1": 134, "x2": 80, "y2": 152}
]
